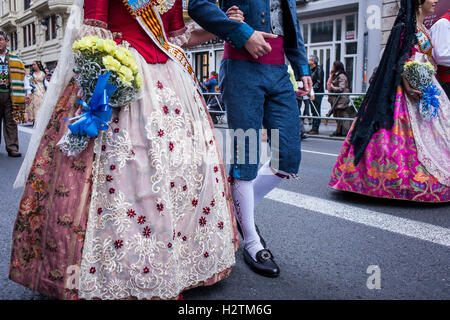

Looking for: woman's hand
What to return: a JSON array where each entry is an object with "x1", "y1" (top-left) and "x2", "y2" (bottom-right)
[
  {"x1": 226, "y1": 6, "x2": 245, "y2": 23},
  {"x1": 326, "y1": 77, "x2": 332, "y2": 92},
  {"x1": 402, "y1": 76, "x2": 422, "y2": 103}
]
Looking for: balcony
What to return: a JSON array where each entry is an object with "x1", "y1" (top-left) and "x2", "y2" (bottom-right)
[{"x1": 29, "y1": 0, "x2": 73, "y2": 14}]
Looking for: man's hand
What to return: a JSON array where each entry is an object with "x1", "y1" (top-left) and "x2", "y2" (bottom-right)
[
  {"x1": 226, "y1": 6, "x2": 244, "y2": 22},
  {"x1": 301, "y1": 76, "x2": 313, "y2": 95},
  {"x1": 244, "y1": 31, "x2": 278, "y2": 59}
]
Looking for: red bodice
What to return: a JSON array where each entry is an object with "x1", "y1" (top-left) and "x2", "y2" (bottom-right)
[{"x1": 84, "y1": 0, "x2": 186, "y2": 64}]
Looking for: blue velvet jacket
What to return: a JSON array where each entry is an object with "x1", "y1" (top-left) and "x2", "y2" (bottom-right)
[{"x1": 188, "y1": 0, "x2": 310, "y2": 79}]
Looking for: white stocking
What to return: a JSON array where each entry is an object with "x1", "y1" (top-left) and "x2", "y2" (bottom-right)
[{"x1": 231, "y1": 178, "x2": 264, "y2": 261}]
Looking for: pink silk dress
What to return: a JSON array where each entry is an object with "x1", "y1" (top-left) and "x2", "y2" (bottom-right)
[{"x1": 329, "y1": 28, "x2": 450, "y2": 203}]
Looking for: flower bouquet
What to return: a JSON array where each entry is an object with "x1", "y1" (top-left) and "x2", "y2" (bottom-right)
[
  {"x1": 403, "y1": 61, "x2": 441, "y2": 121},
  {"x1": 58, "y1": 36, "x2": 142, "y2": 156}
]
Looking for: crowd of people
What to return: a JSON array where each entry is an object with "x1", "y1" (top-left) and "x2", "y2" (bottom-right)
[{"x1": 0, "y1": 0, "x2": 447, "y2": 301}]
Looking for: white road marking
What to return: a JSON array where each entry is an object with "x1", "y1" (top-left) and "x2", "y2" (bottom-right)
[
  {"x1": 18, "y1": 126, "x2": 34, "y2": 134},
  {"x1": 266, "y1": 188, "x2": 450, "y2": 247},
  {"x1": 302, "y1": 149, "x2": 338, "y2": 157}
]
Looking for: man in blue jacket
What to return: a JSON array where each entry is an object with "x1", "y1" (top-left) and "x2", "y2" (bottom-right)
[{"x1": 189, "y1": 0, "x2": 312, "y2": 278}]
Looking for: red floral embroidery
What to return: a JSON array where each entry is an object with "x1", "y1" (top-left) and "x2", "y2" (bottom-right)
[
  {"x1": 143, "y1": 226, "x2": 151, "y2": 238},
  {"x1": 157, "y1": 81, "x2": 163, "y2": 89},
  {"x1": 156, "y1": 203, "x2": 164, "y2": 212},
  {"x1": 102, "y1": 145, "x2": 106, "y2": 151},
  {"x1": 169, "y1": 142, "x2": 174, "y2": 151},
  {"x1": 163, "y1": 105, "x2": 169, "y2": 114},
  {"x1": 127, "y1": 209, "x2": 136, "y2": 218},
  {"x1": 214, "y1": 166, "x2": 219, "y2": 173},
  {"x1": 114, "y1": 240, "x2": 123, "y2": 249},
  {"x1": 158, "y1": 129, "x2": 165, "y2": 137},
  {"x1": 113, "y1": 128, "x2": 119, "y2": 134},
  {"x1": 177, "y1": 232, "x2": 181, "y2": 237},
  {"x1": 218, "y1": 222, "x2": 224, "y2": 229},
  {"x1": 210, "y1": 199, "x2": 215, "y2": 207},
  {"x1": 175, "y1": 108, "x2": 180, "y2": 114},
  {"x1": 204, "y1": 252, "x2": 209, "y2": 258},
  {"x1": 110, "y1": 164, "x2": 116, "y2": 171},
  {"x1": 182, "y1": 185, "x2": 187, "y2": 191},
  {"x1": 199, "y1": 217, "x2": 207, "y2": 226},
  {"x1": 143, "y1": 266, "x2": 150, "y2": 274},
  {"x1": 90, "y1": 267, "x2": 96, "y2": 274},
  {"x1": 192, "y1": 199, "x2": 198, "y2": 207},
  {"x1": 137, "y1": 216, "x2": 146, "y2": 225},
  {"x1": 203, "y1": 207, "x2": 210, "y2": 215},
  {"x1": 113, "y1": 117, "x2": 119, "y2": 123},
  {"x1": 222, "y1": 192, "x2": 225, "y2": 197},
  {"x1": 170, "y1": 182, "x2": 175, "y2": 188},
  {"x1": 209, "y1": 140, "x2": 214, "y2": 145},
  {"x1": 167, "y1": 243, "x2": 172, "y2": 248},
  {"x1": 109, "y1": 188, "x2": 115, "y2": 194},
  {"x1": 182, "y1": 236, "x2": 187, "y2": 241},
  {"x1": 106, "y1": 175, "x2": 113, "y2": 182},
  {"x1": 131, "y1": 150, "x2": 135, "y2": 156},
  {"x1": 97, "y1": 208, "x2": 103, "y2": 215},
  {"x1": 228, "y1": 176, "x2": 233, "y2": 183},
  {"x1": 216, "y1": 178, "x2": 219, "y2": 183}
]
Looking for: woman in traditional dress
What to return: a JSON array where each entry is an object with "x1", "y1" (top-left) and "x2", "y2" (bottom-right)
[
  {"x1": 9, "y1": 0, "x2": 243, "y2": 300},
  {"x1": 329, "y1": 0, "x2": 450, "y2": 202},
  {"x1": 24, "y1": 61, "x2": 46, "y2": 124}
]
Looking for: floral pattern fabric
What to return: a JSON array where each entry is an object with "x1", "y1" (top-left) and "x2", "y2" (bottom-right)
[
  {"x1": 10, "y1": 49, "x2": 238, "y2": 300},
  {"x1": 9, "y1": 80, "x2": 94, "y2": 300},
  {"x1": 329, "y1": 83, "x2": 450, "y2": 202}
]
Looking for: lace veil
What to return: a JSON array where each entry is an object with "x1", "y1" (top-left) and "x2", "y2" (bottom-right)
[{"x1": 14, "y1": 0, "x2": 84, "y2": 188}]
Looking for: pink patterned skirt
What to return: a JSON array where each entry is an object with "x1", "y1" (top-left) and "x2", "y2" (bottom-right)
[{"x1": 329, "y1": 87, "x2": 450, "y2": 203}]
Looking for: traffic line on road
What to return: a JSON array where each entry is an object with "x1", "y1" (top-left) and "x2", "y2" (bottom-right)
[
  {"x1": 302, "y1": 149, "x2": 338, "y2": 157},
  {"x1": 18, "y1": 126, "x2": 34, "y2": 134},
  {"x1": 266, "y1": 188, "x2": 450, "y2": 247}
]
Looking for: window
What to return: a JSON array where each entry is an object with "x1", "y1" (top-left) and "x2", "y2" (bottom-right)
[
  {"x1": 9, "y1": 31, "x2": 17, "y2": 51},
  {"x1": 310, "y1": 20, "x2": 333, "y2": 43},
  {"x1": 195, "y1": 52, "x2": 209, "y2": 83},
  {"x1": 44, "y1": 15, "x2": 58, "y2": 41},
  {"x1": 23, "y1": 22, "x2": 35, "y2": 47},
  {"x1": 24, "y1": 0, "x2": 31, "y2": 10},
  {"x1": 9, "y1": 0, "x2": 17, "y2": 11}
]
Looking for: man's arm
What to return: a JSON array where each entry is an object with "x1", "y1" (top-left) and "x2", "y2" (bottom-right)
[
  {"x1": 430, "y1": 19, "x2": 450, "y2": 67},
  {"x1": 285, "y1": 19, "x2": 312, "y2": 92},
  {"x1": 188, "y1": 0, "x2": 254, "y2": 50}
]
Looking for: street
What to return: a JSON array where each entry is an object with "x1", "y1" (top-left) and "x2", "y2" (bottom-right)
[{"x1": 0, "y1": 125, "x2": 449, "y2": 300}]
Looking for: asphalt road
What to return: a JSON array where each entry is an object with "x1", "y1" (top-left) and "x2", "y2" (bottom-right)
[{"x1": 0, "y1": 126, "x2": 449, "y2": 300}]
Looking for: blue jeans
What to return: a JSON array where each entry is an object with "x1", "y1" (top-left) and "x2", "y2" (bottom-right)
[{"x1": 220, "y1": 59, "x2": 302, "y2": 181}]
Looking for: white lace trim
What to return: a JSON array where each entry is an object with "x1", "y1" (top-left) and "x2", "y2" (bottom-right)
[{"x1": 168, "y1": 23, "x2": 195, "y2": 48}]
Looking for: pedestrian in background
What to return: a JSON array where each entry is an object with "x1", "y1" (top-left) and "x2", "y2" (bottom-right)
[
  {"x1": 24, "y1": 61, "x2": 46, "y2": 124},
  {"x1": 327, "y1": 61, "x2": 350, "y2": 137},
  {"x1": 307, "y1": 55, "x2": 324, "y2": 135},
  {"x1": 0, "y1": 31, "x2": 26, "y2": 157}
]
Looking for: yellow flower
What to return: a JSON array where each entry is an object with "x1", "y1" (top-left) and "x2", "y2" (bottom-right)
[
  {"x1": 96, "y1": 39, "x2": 118, "y2": 55},
  {"x1": 119, "y1": 74, "x2": 132, "y2": 87},
  {"x1": 135, "y1": 73, "x2": 143, "y2": 89},
  {"x1": 73, "y1": 37, "x2": 92, "y2": 51},
  {"x1": 102, "y1": 55, "x2": 122, "y2": 73},
  {"x1": 119, "y1": 65, "x2": 134, "y2": 83}
]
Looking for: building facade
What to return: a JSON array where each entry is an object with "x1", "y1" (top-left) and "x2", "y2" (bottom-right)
[
  {"x1": 0, "y1": 0, "x2": 73, "y2": 69},
  {"x1": 184, "y1": 0, "x2": 386, "y2": 93}
]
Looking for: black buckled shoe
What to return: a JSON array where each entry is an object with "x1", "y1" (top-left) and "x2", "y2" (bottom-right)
[
  {"x1": 236, "y1": 222, "x2": 267, "y2": 248},
  {"x1": 7, "y1": 151, "x2": 22, "y2": 157},
  {"x1": 243, "y1": 248, "x2": 280, "y2": 278}
]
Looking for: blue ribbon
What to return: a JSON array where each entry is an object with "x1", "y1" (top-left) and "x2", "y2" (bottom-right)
[
  {"x1": 417, "y1": 84, "x2": 441, "y2": 120},
  {"x1": 65, "y1": 73, "x2": 117, "y2": 138}
]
